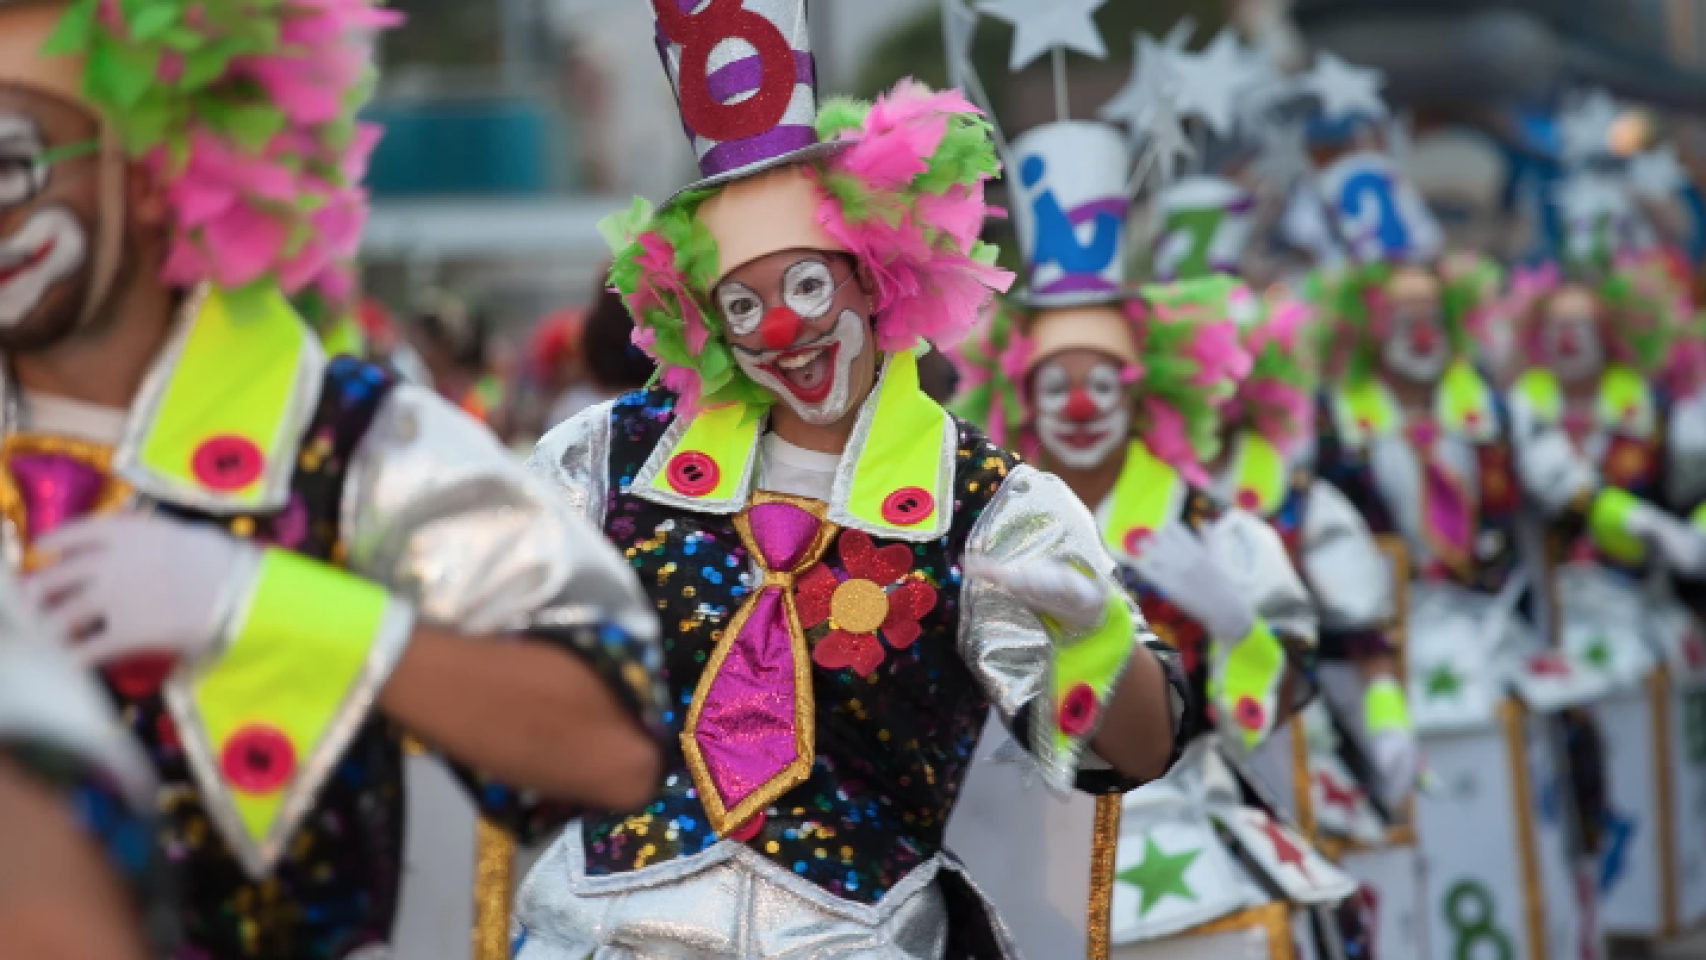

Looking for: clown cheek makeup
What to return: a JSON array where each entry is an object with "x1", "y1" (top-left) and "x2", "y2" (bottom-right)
[
  {"x1": 735, "y1": 307, "x2": 868, "y2": 425},
  {"x1": 1034, "y1": 359, "x2": 1131, "y2": 470},
  {"x1": 0, "y1": 205, "x2": 85, "y2": 329},
  {"x1": 1381, "y1": 309, "x2": 1450, "y2": 384}
]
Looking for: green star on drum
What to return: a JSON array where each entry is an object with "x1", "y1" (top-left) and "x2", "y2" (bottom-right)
[{"x1": 1118, "y1": 837, "x2": 1201, "y2": 916}]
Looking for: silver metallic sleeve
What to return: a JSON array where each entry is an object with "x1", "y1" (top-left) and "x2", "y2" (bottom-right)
[
  {"x1": 341, "y1": 386, "x2": 653, "y2": 641},
  {"x1": 959, "y1": 463, "x2": 1155, "y2": 791},
  {"x1": 0, "y1": 638, "x2": 154, "y2": 810},
  {"x1": 1299, "y1": 480, "x2": 1395, "y2": 633},
  {"x1": 528, "y1": 400, "x2": 616, "y2": 528}
]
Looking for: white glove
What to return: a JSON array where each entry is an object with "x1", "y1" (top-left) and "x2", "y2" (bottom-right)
[
  {"x1": 23, "y1": 514, "x2": 260, "y2": 668},
  {"x1": 1370, "y1": 727, "x2": 1422, "y2": 809},
  {"x1": 965, "y1": 557, "x2": 1108, "y2": 632},
  {"x1": 1626, "y1": 501, "x2": 1706, "y2": 576},
  {"x1": 1518, "y1": 429, "x2": 1597, "y2": 516},
  {"x1": 1130, "y1": 523, "x2": 1255, "y2": 643}
]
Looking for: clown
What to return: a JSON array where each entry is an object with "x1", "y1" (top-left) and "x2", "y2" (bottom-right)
[
  {"x1": 954, "y1": 119, "x2": 1354, "y2": 959},
  {"x1": 0, "y1": 1, "x2": 670, "y2": 956},
  {"x1": 511, "y1": 3, "x2": 1192, "y2": 957}
]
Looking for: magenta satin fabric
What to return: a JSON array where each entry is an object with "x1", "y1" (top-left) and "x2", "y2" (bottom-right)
[
  {"x1": 694, "y1": 501, "x2": 822, "y2": 813},
  {"x1": 9, "y1": 454, "x2": 105, "y2": 539}
]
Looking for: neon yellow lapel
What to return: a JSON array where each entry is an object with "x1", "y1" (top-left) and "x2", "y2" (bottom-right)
[
  {"x1": 1101, "y1": 440, "x2": 1185, "y2": 559},
  {"x1": 1225, "y1": 431, "x2": 1288, "y2": 518},
  {"x1": 1332, "y1": 378, "x2": 1401, "y2": 447},
  {"x1": 833, "y1": 350, "x2": 954, "y2": 542},
  {"x1": 1597, "y1": 365, "x2": 1655, "y2": 438},
  {"x1": 643, "y1": 401, "x2": 763, "y2": 510},
  {"x1": 1435, "y1": 361, "x2": 1496, "y2": 440},
  {"x1": 119, "y1": 285, "x2": 323, "y2": 513},
  {"x1": 1514, "y1": 368, "x2": 1564, "y2": 424}
]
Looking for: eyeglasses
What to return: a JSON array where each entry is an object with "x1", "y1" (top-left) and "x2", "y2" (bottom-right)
[{"x1": 0, "y1": 137, "x2": 98, "y2": 211}]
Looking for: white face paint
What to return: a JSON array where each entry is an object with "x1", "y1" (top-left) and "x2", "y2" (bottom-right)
[
  {"x1": 734, "y1": 307, "x2": 867, "y2": 425},
  {"x1": 1541, "y1": 288, "x2": 1604, "y2": 384},
  {"x1": 1033, "y1": 358, "x2": 1131, "y2": 470},
  {"x1": 1381, "y1": 304, "x2": 1451, "y2": 384},
  {"x1": 0, "y1": 205, "x2": 85, "y2": 328}
]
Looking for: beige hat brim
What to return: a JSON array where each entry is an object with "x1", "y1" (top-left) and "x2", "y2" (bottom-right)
[
  {"x1": 695, "y1": 164, "x2": 849, "y2": 282},
  {"x1": 1025, "y1": 303, "x2": 1142, "y2": 373}
]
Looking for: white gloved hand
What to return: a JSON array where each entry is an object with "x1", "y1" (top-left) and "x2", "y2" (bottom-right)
[
  {"x1": 1627, "y1": 501, "x2": 1706, "y2": 576},
  {"x1": 1518, "y1": 429, "x2": 1598, "y2": 516},
  {"x1": 23, "y1": 514, "x2": 260, "y2": 668},
  {"x1": 965, "y1": 557, "x2": 1108, "y2": 632},
  {"x1": 1130, "y1": 523, "x2": 1255, "y2": 643},
  {"x1": 1370, "y1": 727, "x2": 1422, "y2": 809}
]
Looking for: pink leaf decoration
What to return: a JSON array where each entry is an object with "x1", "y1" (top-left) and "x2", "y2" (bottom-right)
[{"x1": 1186, "y1": 320, "x2": 1253, "y2": 387}]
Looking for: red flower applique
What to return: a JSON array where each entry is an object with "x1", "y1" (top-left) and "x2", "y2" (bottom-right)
[{"x1": 799, "y1": 530, "x2": 938, "y2": 677}]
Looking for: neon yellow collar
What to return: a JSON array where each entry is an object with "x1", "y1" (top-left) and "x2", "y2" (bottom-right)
[
  {"x1": 1100, "y1": 440, "x2": 1187, "y2": 560},
  {"x1": 633, "y1": 350, "x2": 957, "y2": 542},
  {"x1": 1220, "y1": 430, "x2": 1289, "y2": 518},
  {"x1": 108, "y1": 285, "x2": 324, "y2": 514},
  {"x1": 1331, "y1": 360, "x2": 1496, "y2": 445},
  {"x1": 1512, "y1": 364, "x2": 1656, "y2": 439}
]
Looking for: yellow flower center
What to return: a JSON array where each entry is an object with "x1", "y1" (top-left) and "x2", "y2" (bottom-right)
[{"x1": 830, "y1": 578, "x2": 889, "y2": 634}]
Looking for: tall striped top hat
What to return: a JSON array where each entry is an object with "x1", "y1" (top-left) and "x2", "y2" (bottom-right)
[
  {"x1": 1010, "y1": 121, "x2": 1137, "y2": 308},
  {"x1": 654, "y1": 0, "x2": 846, "y2": 196}
]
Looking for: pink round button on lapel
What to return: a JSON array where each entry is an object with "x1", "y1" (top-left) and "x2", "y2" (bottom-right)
[
  {"x1": 1122, "y1": 526, "x2": 1153, "y2": 556},
  {"x1": 1058, "y1": 683, "x2": 1098, "y2": 737},
  {"x1": 880, "y1": 487, "x2": 933, "y2": 527},
  {"x1": 1235, "y1": 487, "x2": 1260, "y2": 511},
  {"x1": 192, "y1": 435, "x2": 264, "y2": 491},
  {"x1": 220, "y1": 724, "x2": 296, "y2": 795},
  {"x1": 666, "y1": 452, "x2": 719, "y2": 497}
]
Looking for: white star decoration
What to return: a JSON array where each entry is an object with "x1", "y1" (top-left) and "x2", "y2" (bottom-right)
[
  {"x1": 1163, "y1": 29, "x2": 1266, "y2": 138},
  {"x1": 1554, "y1": 174, "x2": 1631, "y2": 224},
  {"x1": 977, "y1": 0, "x2": 1108, "y2": 71},
  {"x1": 1100, "y1": 23, "x2": 1196, "y2": 190},
  {"x1": 1305, "y1": 51, "x2": 1387, "y2": 123},
  {"x1": 1628, "y1": 144, "x2": 1687, "y2": 197},
  {"x1": 1559, "y1": 88, "x2": 1621, "y2": 164}
]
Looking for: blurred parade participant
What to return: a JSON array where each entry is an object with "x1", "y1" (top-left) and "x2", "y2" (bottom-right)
[
  {"x1": 944, "y1": 12, "x2": 1351, "y2": 957},
  {"x1": 1501, "y1": 96, "x2": 1706, "y2": 938},
  {"x1": 532, "y1": 306, "x2": 599, "y2": 429},
  {"x1": 514, "y1": 3, "x2": 1192, "y2": 957},
  {"x1": 1302, "y1": 58, "x2": 1621, "y2": 960},
  {"x1": 0, "y1": 586, "x2": 162, "y2": 960},
  {"x1": 0, "y1": 3, "x2": 668, "y2": 957},
  {"x1": 578, "y1": 282, "x2": 657, "y2": 396},
  {"x1": 408, "y1": 287, "x2": 518, "y2": 433}
]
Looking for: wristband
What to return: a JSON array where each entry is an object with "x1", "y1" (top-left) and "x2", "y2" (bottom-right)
[
  {"x1": 1589, "y1": 487, "x2": 1646, "y2": 566},
  {"x1": 1363, "y1": 677, "x2": 1411, "y2": 735}
]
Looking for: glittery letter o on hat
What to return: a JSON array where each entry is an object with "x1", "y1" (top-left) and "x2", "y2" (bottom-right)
[{"x1": 652, "y1": 0, "x2": 821, "y2": 183}]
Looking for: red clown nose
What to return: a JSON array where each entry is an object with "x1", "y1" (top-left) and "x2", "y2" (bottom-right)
[
  {"x1": 761, "y1": 307, "x2": 802, "y2": 351},
  {"x1": 1063, "y1": 388, "x2": 1099, "y2": 422}
]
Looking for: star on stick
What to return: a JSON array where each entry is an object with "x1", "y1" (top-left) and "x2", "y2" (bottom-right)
[
  {"x1": 1628, "y1": 145, "x2": 1687, "y2": 197},
  {"x1": 1305, "y1": 51, "x2": 1387, "y2": 123},
  {"x1": 1164, "y1": 28, "x2": 1265, "y2": 138},
  {"x1": 1559, "y1": 88, "x2": 1621, "y2": 164},
  {"x1": 1117, "y1": 837, "x2": 1201, "y2": 916},
  {"x1": 976, "y1": 0, "x2": 1108, "y2": 71}
]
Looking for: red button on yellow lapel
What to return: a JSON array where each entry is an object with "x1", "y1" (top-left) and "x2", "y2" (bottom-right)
[
  {"x1": 880, "y1": 487, "x2": 933, "y2": 526},
  {"x1": 1236, "y1": 487, "x2": 1260, "y2": 511},
  {"x1": 192, "y1": 435, "x2": 264, "y2": 491},
  {"x1": 666, "y1": 452, "x2": 719, "y2": 497},
  {"x1": 1122, "y1": 526, "x2": 1153, "y2": 555},
  {"x1": 221, "y1": 724, "x2": 296, "y2": 795}
]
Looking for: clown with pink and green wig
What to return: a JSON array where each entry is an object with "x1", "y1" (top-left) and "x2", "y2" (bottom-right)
[
  {"x1": 941, "y1": 12, "x2": 1360, "y2": 954},
  {"x1": 514, "y1": 3, "x2": 1194, "y2": 957},
  {"x1": 0, "y1": 2, "x2": 675, "y2": 957}
]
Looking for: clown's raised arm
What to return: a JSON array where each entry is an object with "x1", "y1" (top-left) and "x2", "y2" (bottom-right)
[{"x1": 515, "y1": 4, "x2": 1191, "y2": 956}]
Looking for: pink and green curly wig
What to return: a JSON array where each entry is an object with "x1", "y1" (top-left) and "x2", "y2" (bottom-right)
[
  {"x1": 1225, "y1": 284, "x2": 1317, "y2": 457},
  {"x1": 600, "y1": 80, "x2": 1014, "y2": 416},
  {"x1": 28, "y1": 0, "x2": 398, "y2": 321}
]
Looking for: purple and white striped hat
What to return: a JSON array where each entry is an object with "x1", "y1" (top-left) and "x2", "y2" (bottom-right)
[{"x1": 652, "y1": 0, "x2": 849, "y2": 198}]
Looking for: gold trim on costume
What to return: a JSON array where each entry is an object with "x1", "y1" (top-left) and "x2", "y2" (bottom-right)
[
  {"x1": 0, "y1": 433, "x2": 132, "y2": 570},
  {"x1": 681, "y1": 491, "x2": 837, "y2": 837},
  {"x1": 1499, "y1": 700, "x2": 1546, "y2": 960},
  {"x1": 1651, "y1": 669, "x2": 1678, "y2": 936},
  {"x1": 473, "y1": 818, "x2": 515, "y2": 960},
  {"x1": 1184, "y1": 901, "x2": 1297, "y2": 960},
  {"x1": 1290, "y1": 722, "x2": 1315, "y2": 840},
  {"x1": 1087, "y1": 793, "x2": 1121, "y2": 960}
]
